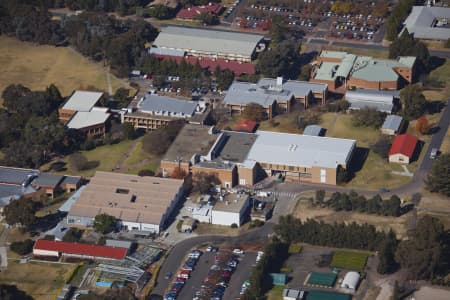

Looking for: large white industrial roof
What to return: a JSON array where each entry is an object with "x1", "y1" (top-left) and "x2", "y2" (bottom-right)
[
  {"x1": 245, "y1": 131, "x2": 356, "y2": 168},
  {"x1": 62, "y1": 91, "x2": 104, "y2": 112},
  {"x1": 153, "y1": 26, "x2": 264, "y2": 57}
]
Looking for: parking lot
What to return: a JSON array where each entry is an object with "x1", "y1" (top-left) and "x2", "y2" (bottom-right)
[{"x1": 168, "y1": 247, "x2": 257, "y2": 300}]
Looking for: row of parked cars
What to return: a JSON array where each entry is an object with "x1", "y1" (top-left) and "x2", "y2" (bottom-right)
[
  {"x1": 193, "y1": 249, "x2": 244, "y2": 300},
  {"x1": 164, "y1": 249, "x2": 203, "y2": 300},
  {"x1": 223, "y1": 0, "x2": 241, "y2": 19}
]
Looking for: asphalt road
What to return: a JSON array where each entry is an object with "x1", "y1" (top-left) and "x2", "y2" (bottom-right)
[
  {"x1": 223, "y1": 252, "x2": 257, "y2": 300},
  {"x1": 307, "y1": 38, "x2": 450, "y2": 59}
]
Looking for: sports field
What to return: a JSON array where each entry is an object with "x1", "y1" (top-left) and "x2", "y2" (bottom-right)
[{"x1": 331, "y1": 250, "x2": 369, "y2": 272}]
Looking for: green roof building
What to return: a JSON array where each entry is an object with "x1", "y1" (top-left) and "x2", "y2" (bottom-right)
[
  {"x1": 307, "y1": 272, "x2": 337, "y2": 287},
  {"x1": 306, "y1": 291, "x2": 352, "y2": 300}
]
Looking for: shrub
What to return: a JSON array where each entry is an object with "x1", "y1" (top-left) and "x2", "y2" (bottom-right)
[
  {"x1": 10, "y1": 239, "x2": 34, "y2": 255},
  {"x1": 138, "y1": 169, "x2": 155, "y2": 177},
  {"x1": 230, "y1": 223, "x2": 238, "y2": 228},
  {"x1": 351, "y1": 108, "x2": 386, "y2": 128},
  {"x1": 315, "y1": 190, "x2": 325, "y2": 202}
]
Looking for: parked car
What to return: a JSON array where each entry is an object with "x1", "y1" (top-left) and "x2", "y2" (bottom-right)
[
  {"x1": 430, "y1": 148, "x2": 439, "y2": 159},
  {"x1": 164, "y1": 272, "x2": 172, "y2": 280},
  {"x1": 232, "y1": 248, "x2": 244, "y2": 255}
]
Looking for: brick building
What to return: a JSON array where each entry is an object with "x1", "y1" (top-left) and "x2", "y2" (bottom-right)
[{"x1": 311, "y1": 51, "x2": 416, "y2": 92}]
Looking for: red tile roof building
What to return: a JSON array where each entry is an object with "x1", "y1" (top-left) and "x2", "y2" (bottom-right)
[
  {"x1": 234, "y1": 119, "x2": 257, "y2": 133},
  {"x1": 176, "y1": 3, "x2": 223, "y2": 20},
  {"x1": 33, "y1": 240, "x2": 128, "y2": 260},
  {"x1": 388, "y1": 134, "x2": 419, "y2": 164},
  {"x1": 152, "y1": 54, "x2": 256, "y2": 76}
]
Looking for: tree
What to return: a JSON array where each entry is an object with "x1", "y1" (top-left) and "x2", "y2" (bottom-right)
[
  {"x1": 243, "y1": 103, "x2": 266, "y2": 122},
  {"x1": 10, "y1": 239, "x2": 34, "y2": 255},
  {"x1": 0, "y1": 284, "x2": 33, "y2": 300},
  {"x1": 377, "y1": 230, "x2": 398, "y2": 274},
  {"x1": 214, "y1": 66, "x2": 235, "y2": 90},
  {"x1": 396, "y1": 216, "x2": 444, "y2": 280},
  {"x1": 113, "y1": 87, "x2": 130, "y2": 108},
  {"x1": 69, "y1": 153, "x2": 89, "y2": 171},
  {"x1": 142, "y1": 120, "x2": 185, "y2": 155},
  {"x1": 3, "y1": 197, "x2": 38, "y2": 229},
  {"x1": 425, "y1": 154, "x2": 450, "y2": 197},
  {"x1": 370, "y1": 136, "x2": 392, "y2": 159},
  {"x1": 298, "y1": 64, "x2": 312, "y2": 81},
  {"x1": 351, "y1": 108, "x2": 386, "y2": 128},
  {"x1": 192, "y1": 172, "x2": 221, "y2": 194},
  {"x1": 389, "y1": 31, "x2": 430, "y2": 71},
  {"x1": 415, "y1": 116, "x2": 429, "y2": 134},
  {"x1": 400, "y1": 84, "x2": 427, "y2": 120},
  {"x1": 256, "y1": 40, "x2": 301, "y2": 78},
  {"x1": 196, "y1": 12, "x2": 219, "y2": 25},
  {"x1": 138, "y1": 169, "x2": 155, "y2": 177},
  {"x1": 122, "y1": 122, "x2": 136, "y2": 140},
  {"x1": 295, "y1": 111, "x2": 321, "y2": 130},
  {"x1": 93, "y1": 213, "x2": 116, "y2": 234}
]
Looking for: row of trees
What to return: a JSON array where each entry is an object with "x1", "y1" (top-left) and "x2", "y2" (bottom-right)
[
  {"x1": 241, "y1": 238, "x2": 289, "y2": 299},
  {"x1": 351, "y1": 108, "x2": 387, "y2": 128},
  {"x1": 274, "y1": 215, "x2": 450, "y2": 279},
  {"x1": 425, "y1": 154, "x2": 450, "y2": 197},
  {"x1": 142, "y1": 120, "x2": 185, "y2": 156},
  {"x1": 320, "y1": 192, "x2": 402, "y2": 217},
  {"x1": 385, "y1": 0, "x2": 415, "y2": 41}
]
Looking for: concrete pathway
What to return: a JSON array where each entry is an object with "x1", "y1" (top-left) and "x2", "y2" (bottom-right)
[{"x1": 392, "y1": 165, "x2": 414, "y2": 177}]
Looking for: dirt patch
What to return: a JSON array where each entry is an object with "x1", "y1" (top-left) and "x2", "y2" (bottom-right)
[
  {"x1": 294, "y1": 200, "x2": 410, "y2": 238},
  {"x1": 413, "y1": 285, "x2": 450, "y2": 300}
]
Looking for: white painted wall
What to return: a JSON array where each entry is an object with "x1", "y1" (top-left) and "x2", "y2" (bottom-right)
[
  {"x1": 389, "y1": 153, "x2": 410, "y2": 164},
  {"x1": 33, "y1": 249, "x2": 59, "y2": 257},
  {"x1": 211, "y1": 210, "x2": 241, "y2": 227}
]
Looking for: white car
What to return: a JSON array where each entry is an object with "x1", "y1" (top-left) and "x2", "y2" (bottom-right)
[{"x1": 233, "y1": 248, "x2": 244, "y2": 255}]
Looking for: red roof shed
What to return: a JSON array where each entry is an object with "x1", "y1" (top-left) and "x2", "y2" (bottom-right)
[
  {"x1": 234, "y1": 119, "x2": 258, "y2": 133},
  {"x1": 388, "y1": 134, "x2": 418, "y2": 158},
  {"x1": 33, "y1": 240, "x2": 128, "y2": 260}
]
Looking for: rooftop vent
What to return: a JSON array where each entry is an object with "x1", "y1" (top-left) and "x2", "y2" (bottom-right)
[{"x1": 116, "y1": 188, "x2": 130, "y2": 194}]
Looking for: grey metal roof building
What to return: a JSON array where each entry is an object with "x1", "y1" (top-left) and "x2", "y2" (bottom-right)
[
  {"x1": 224, "y1": 78, "x2": 327, "y2": 107},
  {"x1": 67, "y1": 107, "x2": 111, "y2": 130},
  {"x1": 138, "y1": 93, "x2": 198, "y2": 117},
  {"x1": 345, "y1": 89, "x2": 399, "y2": 113},
  {"x1": 224, "y1": 82, "x2": 293, "y2": 107},
  {"x1": 152, "y1": 26, "x2": 264, "y2": 61},
  {"x1": 402, "y1": 6, "x2": 450, "y2": 40},
  {"x1": 62, "y1": 91, "x2": 104, "y2": 112},
  {"x1": 303, "y1": 125, "x2": 324, "y2": 136},
  {"x1": 245, "y1": 131, "x2": 356, "y2": 169},
  {"x1": 32, "y1": 173, "x2": 64, "y2": 188},
  {"x1": 382, "y1": 115, "x2": 403, "y2": 135}
]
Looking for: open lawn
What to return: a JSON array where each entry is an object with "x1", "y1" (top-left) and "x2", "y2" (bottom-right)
[
  {"x1": 320, "y1": 113, "x2": 381, "y2": 147},
  {"x1": 41, "y1": 140, "x2": 134, "y2": 177},
  {"x1": 320, "y1": 45, "x2": 388, "y2": 59},
  {"x1": 428, "y1": 59, "x2": 450, "y2": 99},
  {"x1": 266, "y1": 285, "x2": 284, "y2": 300},
  {"x1": 441, "y1": 128, "x2": 450, "y2": 154},
  {"x1": 0, "y1": 260, "x2": 76, "y2": 300},
  {"x1": 331, "y1": 250, "x2": 369, "y2": 272},
  {"x1": 0, "y1": 36, "x2": 132, "y2": 99}
]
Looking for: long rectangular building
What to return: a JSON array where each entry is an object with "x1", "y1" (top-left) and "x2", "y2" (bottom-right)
[
  {"x1": 68, "y1": 171, "x2": 184, "y2": 233},
  {"x1": 152, "y1": 26, "x2": 264, "y2": 62}
]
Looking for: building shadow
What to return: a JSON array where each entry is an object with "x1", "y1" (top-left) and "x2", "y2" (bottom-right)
[{"x1": 347, "y1": 147, "x2": 370, "y2": 179}]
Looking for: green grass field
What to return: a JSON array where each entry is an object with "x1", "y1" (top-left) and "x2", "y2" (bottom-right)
[
  {"x1": 41, "y1": 140, "x2": 134, "y2": 177},
  {"x1": 288, "y1": 243, "x2": 303, "y2": 254},
  {"x1": 331, "y1": 250, "x2": 369, "y2": 272},
  {"x1": 266, "y1": 285, "x2": 285, "y2": 300},
  {"x1": 0, "y1": 36, "x2": 133, "y2": 99}
]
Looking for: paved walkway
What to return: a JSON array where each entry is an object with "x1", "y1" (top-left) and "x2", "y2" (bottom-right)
[{"x1": 392, "y1": 165, "x2": 414, "y2": 177}]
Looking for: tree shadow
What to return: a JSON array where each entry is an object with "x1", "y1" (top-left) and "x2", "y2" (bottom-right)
[
  {"x1": 427, "y1": 56, "x2": 446, "y2": 73},
  {"x1": 84, "y1": 160, "x2": 100, "y2": 170}
]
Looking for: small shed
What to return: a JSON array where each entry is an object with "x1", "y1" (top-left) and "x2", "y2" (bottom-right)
[
  {"x1": 181, "y1": 217, "x2": 197, "y2": 232},
  {"x1": 283, "y1": 288, "x2": 305, "y2": 300},
  {"x1": 270, "y1": 273, "x2": 287, "y2": 286},
  {"x1": 381, "y1": 115, "x2": 403, "y2": 135},
  {"x1": 234, "y1": 119, "x2": 258, "y2": 133},
  {"x1": 303, "y1": 125, "x2": 324, "y2": 136},
  {"x1": 341, "y1": 271, "x2": 360, "y2": 290}
]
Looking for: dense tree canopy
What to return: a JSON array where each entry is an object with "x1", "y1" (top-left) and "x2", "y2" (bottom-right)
[
  {"x1": 93, "y1": 213, "x2": 117, "y2": 234},
  {"x1": 192, "y1": 172, "x2": 221, "y2": 194},
  {"x1": 0, "y1": 284, "x2": 33, "y2": 300},
  {"x1": 242, "y1": 103, "x2": 267, "y2": 122},
  {"x1": 400, "y1": 84, "x2": 427, "y2": 120},
  {"x1": 256, "y1": 40, "x2": 301, "y2": 78},
  {"x1": 389, "y1": 31, "x2": 430, "y2": 71},
  {"x1": 351, "y1": 108, "x2": 386, "y2": 128},
  {"x1": 385, "y1": 0, "x2": 415, "y2": 41},
  {"x1": 3, "y1": 197, "x2": 39, "y2": 229},
  {"x1": 142, "y1": 120, "x2": 185, "y2": 155},
  {"x1": 396, "y1": 216, "x2": 444, "y2": 280},
  {"x1": 425, "y1": 154, "x2": 450, "y2": 197}
]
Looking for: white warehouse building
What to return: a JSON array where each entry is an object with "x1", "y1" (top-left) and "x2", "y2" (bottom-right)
[
  {"x1": 211, "y1": 193, "x2": 250, "y2": 227},
  {"x1": 341, "y1": 271, "x2": 361, "y2": 290},
  {"x1": 68, "y1": 171, "x2": 184, "y2": 234}
]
